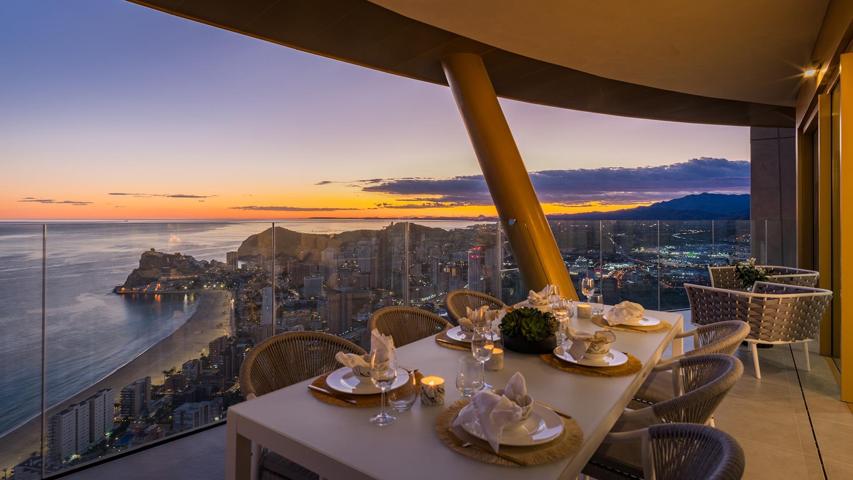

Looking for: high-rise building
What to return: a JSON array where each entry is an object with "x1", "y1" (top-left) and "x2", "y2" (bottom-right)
[
  {"x1": 46, "y1": 388, "x2": 113, "y2": 465},
  {"x1": 303, "y1": 274, "x2": 324, "y2": 298},
  {"x1": 260, "y1": 286, "x2": 274, "y2": 327},
  {"x1": 172, "y1": 401, "x2": 213, "y2": 432},
  {"x1": 467, "y1": 247, "x2": 485, "y2": 292},
  {"x1": 47, "y1": 407, "x2": 77, "y2": 463},
  {"x1": 120, "y1": 377, "x2": 151, "y2": 419}
]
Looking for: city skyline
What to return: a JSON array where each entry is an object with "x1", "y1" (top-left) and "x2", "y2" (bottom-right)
[{"x1": 1, "y1": 1, "x2": 749, "y2": 220}]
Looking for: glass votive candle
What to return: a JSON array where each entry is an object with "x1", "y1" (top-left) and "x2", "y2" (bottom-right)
[
  {"x1": 420, "y1": 376, "x2": 445, "y2": 406},
  {"x1": 590, "y1": 294, "x2": 605, "y2": 318},
  {"x1": 576, "y1": 302, "x2": 592, "y2": 319},
  {"x1": 484, "y1": 345, "x2": 504, "y2": 371}
]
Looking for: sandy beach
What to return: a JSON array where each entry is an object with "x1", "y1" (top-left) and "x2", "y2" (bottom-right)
[{"x1": 0, "y1": 289, "x2": 232, "y2": 471}]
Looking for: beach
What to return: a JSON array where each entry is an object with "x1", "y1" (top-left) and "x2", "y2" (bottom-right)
[{"x1": 0, "y1": 289, "x2": 232, "y2": 471}]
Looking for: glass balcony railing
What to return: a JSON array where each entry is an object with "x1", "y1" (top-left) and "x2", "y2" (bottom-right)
[{"x1": 0, "y1": 218, "x2": 757, "y2": 478}]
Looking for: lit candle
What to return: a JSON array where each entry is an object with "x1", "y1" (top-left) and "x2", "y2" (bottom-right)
[
  {"x1": 576, "y1": 303, "x2": 592, "y2": 319},
  {"x1": 484, "y1": 345, "x2": 504, "y2": 371},
  {"x1": 419, "y1": 376, "x2": 445, "y2": 406}
]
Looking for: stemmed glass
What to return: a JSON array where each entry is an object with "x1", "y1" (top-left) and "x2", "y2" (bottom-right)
[
  {"x1": 471, "y1": 328, "x2": 493, "y2": 390},
  {"x1": 581, "y1": 275, "x2": 596, "y2": 304},
  {"x1": 369, "y1": 350, "x2": 398, "y2": 427}
]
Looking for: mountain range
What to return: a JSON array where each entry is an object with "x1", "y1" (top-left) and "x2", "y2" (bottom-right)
[{"x1": 550, "y1": 193, "x2": 750, "y2": 220}]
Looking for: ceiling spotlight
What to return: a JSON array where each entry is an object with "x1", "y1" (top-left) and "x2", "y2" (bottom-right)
[{"x1": 803, "y1": 67, "x2": 818, "y2": 78}]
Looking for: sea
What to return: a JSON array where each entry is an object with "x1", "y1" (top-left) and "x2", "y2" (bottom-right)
[{"x1": 0, "y1": 220, "x2": 480, "y2": 437}]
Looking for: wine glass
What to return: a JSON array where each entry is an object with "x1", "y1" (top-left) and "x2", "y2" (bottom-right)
[
  {"x1": 471, "y1": 328, "x2": 493, "y2": 390},
  {"x1": 456, "y1": 356, "x2": 482, "y2": 397},
  {"x1": 581, "y1": 275, "x2": 596, "y2": 303},
  {"x1": 369, "y1": 351, "x2": 398, "y2": 426}
]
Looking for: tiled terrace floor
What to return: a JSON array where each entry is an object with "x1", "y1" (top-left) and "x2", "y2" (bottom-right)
[{"x1": 68, "y1": 314, "x2": 853, "y2": 480}]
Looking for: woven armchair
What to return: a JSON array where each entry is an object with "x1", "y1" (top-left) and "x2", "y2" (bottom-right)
[
  {"x1": 709, "y1": 265, "x2": 819, "y2": 289},
  {"x1": 634, "y1": 321, "x2": 749, "y2": 406},
  {"x1": 584, "y1": 423, "x2": 745, "y2": 480},
  {"x1": 239, "y1": 332, "x2": 365, "y2": 480},
  {"x1": 445, "y1": 289, "x2": 506, "y2": 325},
  {"x1": 369, "y1": 306, "x2": 451, "y2": 347},
  {"x1": 588, "y1": 355, "x2": 742, "y2": 478},
  {"x1": 239, "y1": 331, "x2": 366, "y2": 399},
  {"x1": 685, "y1": 282, "x2": 832, "y2": 378}
]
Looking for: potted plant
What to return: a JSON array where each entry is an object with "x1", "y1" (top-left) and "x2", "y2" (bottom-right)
[
  {"x1": 499, "y1": 307, "x2": 559, "y2": 354},
  {"x1": 734, "y1": 258, "x2": 768, "y2": 289}
]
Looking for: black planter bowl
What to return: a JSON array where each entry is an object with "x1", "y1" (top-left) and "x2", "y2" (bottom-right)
[{"x1": 502, "y1": 335, "x2": 557, "y2": 354}]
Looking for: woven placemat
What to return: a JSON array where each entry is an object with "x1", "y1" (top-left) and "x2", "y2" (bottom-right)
[
  {"x1": 309, "y1": 371, "x2": 422, "y2": 408},
  {"x1": 434, "y1": 330, "x2": 470, "y2": 351},
  {"x1": 591, "y1": 316, "x2": 672, "y2": 333},
  {"x1": 539, "y1": 352, "x2": 642, "y2": 377},
  {"x1": 436, "y1": 399, "x2": 583, "y2": 467}
]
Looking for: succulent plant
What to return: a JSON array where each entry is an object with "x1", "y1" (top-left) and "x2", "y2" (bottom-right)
[
  {"x1": 499, "y1": 307, "x2": 558, "y2": 342},
  {"x1": 734, "y1": 257, "x2": 768, "y2": 289}
]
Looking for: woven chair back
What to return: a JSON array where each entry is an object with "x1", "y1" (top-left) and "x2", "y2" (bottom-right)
[
  {"x1": 369, "y1": 306, "x2": 451, "y2": 347},
  {"x1": 649, "y1": 423, "x2": 745, "y2": 480},
  {"x1": 652, "y1": 354, "x2": 743, "y2": 425},
  {"x1": 239, "y1": 332, "x2": 365, "y2": 398},
  {"x1": 685, "y1": 282, "x2": 832, "y2": 342},
  {"x1": 445, "y1": 289, "x2": 506, "y2": 324}
]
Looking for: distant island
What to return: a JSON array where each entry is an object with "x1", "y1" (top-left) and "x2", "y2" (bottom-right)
[{"x1": 550, "y1": 193, "x2": 750, "y2": 220}]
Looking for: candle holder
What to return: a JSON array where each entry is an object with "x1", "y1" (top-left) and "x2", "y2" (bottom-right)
[
  {"x1": 484, "y1": 345, "x2": 504, "y2": 371},
  {"x1": 576, "y1": 303, "x2": 592, "y2": 319},
  {"x1": 419, "y1": 376, "x2": 445, "y2": 406}
]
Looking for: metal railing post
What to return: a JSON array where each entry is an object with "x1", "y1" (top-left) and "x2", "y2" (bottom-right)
[{"x1": 40, "y1": 224, "x2": 47, "y2": 479}]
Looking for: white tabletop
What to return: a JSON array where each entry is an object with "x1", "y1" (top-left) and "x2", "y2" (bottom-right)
[{"x1": 226, "y1": 309, "x2": 683, "y2": 480}]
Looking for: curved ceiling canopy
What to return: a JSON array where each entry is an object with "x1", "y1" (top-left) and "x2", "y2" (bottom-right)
[
  {"x1": 370, "y1": 0, "x2": 830, "y2": 107},
  {"x1": 129, "y1": 0, "x2": 807, "y2": 126}
]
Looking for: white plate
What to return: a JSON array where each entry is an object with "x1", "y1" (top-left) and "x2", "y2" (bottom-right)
[
  {"x1": 604, "y1": 313, "x2": 661, "y2": 327},
  {"x1": 623, "y1": 316, "x2": 661, "y2": 327},
  {"x1": 446, "y1": 326, "x2": 500, "y2": 343},
  {"x1": 553, "y1": 345, "x2": 629, "y2": 367},
  {"x1": 461, "y1": 403, "x2": 564, "y2": 447},
  {"x1": 325, "y1": 367, "x2": 410, "y2": 395}
]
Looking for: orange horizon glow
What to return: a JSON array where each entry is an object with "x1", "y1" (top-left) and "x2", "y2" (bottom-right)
[{"x1": 0, "y1": 191, "x2": 652, "y2": 221}]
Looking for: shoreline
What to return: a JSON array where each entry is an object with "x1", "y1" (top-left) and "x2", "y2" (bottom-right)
[{"x1": 0, "y1": 289, "x2": 232, "y2": 471}]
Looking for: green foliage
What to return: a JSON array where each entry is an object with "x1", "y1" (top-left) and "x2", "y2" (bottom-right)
[
  {"x1": 734, "y1": 257, "x2": 768, "y2": 289},
  {"x1": 499, "y1": 307, "x2": 558, "y2": 342}
]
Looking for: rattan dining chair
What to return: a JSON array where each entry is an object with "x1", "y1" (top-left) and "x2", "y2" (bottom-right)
[
  {"x1": 709, "y1": 265, "x2": 820, "y2": 289},
  {"x1": 686, "y1": 281, "x2": 832, "y2": 378},
  {"x1": 368, "y1": 306, "x2": 451, "y2": 347},
  {"x1": 587, "y1": 355, "x2": 743, "y2": 479},
  {"x1": 583, "y1": 423, "x2": 745, "y2": 480},
  {"x1": 238, "y1": 332, "x2": 366, "y2": 480},
  {"x1": 445, "y1": 289, "x2": 506, "y2": 324},
  {"x1": 634, "y1": 321, "x2": 750, "y2": 407}
]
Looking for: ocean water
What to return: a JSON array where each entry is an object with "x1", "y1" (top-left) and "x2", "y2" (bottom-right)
[{"x1": 0, "y1": 220, "x2": 480, "y2": 436}]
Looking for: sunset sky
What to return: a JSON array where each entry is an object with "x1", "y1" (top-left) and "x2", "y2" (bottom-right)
[{"x1": 1, "y1": 1, "x2": 750, "y2": 220}]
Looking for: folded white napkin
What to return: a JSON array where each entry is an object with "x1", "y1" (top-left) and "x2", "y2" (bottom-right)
[
  {"x1": 604, "y1": 301, "x2": 645, "y2": 326},
  {"x1": 335, "y1": 352, "x2": 369, "y2": 369},
  {"x1": 452, "y1": 372, "x2": 531, "y2": 452},
  {"x1": 458, "y1": 316, "x2": 474, "y2": 332},
  {"x1": 369, "y1": 328, "x2": 396, "y2": 365},
  {"x1": 567, "y1": 329, "x2": 615, "y2": 360},
  {"x1": 528, "y1": 284, "x2": 559, "y2": 305},
  {"x1": 466, "y1": 305, "x2": 492, "y2": 329}
]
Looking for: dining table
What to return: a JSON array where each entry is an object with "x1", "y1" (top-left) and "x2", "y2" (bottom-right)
[{"x1": 225, "y1": 307, "x2": 684, "y2": 480}]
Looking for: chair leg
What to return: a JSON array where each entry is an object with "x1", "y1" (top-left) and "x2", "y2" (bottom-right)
[
  {"x1": 750, "y1": 342, "x2": 761, "y2": 379},
  {"x1": 803, "y1": 342, "x2": 811, "y2": 372}
]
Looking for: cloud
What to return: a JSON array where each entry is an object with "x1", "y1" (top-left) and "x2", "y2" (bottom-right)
[
  {"x1": 374, "y1": 201, "x2": 469, "y2": 209},
  {"x1": 108, "y1": 192, "x2": 215, "y2": 199},
  {"x1": 355, "y1": 158, "x2": 749, "y2": 206},
  {"x1": 314, "y1": 180, "x2": 333, "y2": 185},
  {"x1": 230, "y1": 205, "x2": 362, "y2": 212},
  {"x1": 19, "y1": 197, "x2": 92, "y2": 206}
]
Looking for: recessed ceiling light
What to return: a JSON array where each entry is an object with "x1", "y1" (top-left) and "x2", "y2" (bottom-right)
[{"x1": 804, "y1": 67, "x2": 818, "y2": 78}]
